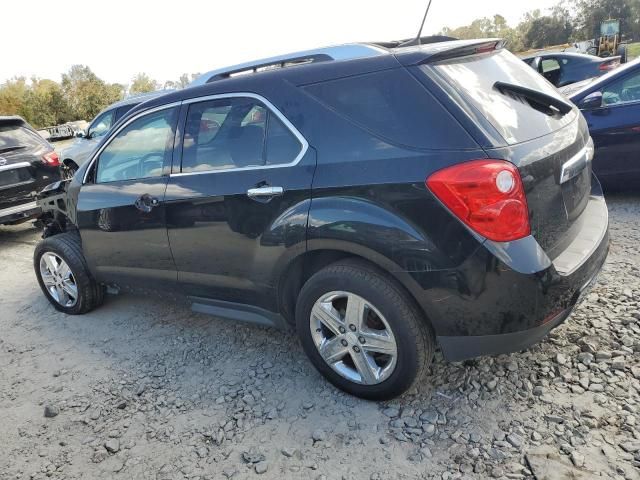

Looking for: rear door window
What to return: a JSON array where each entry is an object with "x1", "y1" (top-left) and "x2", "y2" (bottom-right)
[
  {"x1": 427, "y1": 49, "x2": 576, "y2": 144},
  {"x1": 180, "y1": 97, "x2": 303, "y2": 173}
]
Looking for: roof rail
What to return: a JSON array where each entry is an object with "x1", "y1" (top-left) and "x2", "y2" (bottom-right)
[{"x1": 189, "y1": 43, "x2": 389, "y2": 87}]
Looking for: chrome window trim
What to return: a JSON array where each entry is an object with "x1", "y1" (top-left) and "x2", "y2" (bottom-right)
[
  {"x1": 0, "y1": 161, "x2": 31, "y2": 172},
  {"x1": 169, "y1": 92, "x2": 309, "y2": 177},
  {"x1": 82, "y1": 101, "x2": 182, "y2": 184}
]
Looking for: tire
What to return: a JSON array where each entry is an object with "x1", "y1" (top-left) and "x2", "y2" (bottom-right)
[
  {"x1": 617, "y1": 44, "x2": 628, "y2": 63},
  {"x1": 34, "y1": 231, "x2": 105, "y2": 315},
  {"x1": 295, "y1": 260, "x2": 434, "y2": 400}
]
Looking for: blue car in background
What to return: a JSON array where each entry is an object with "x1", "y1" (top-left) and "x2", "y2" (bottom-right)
[{"x1": 563, "y1": 58, "x2": 640, "y2": 190}]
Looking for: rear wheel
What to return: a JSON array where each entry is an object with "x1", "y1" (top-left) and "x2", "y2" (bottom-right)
[
  {"x1": 617, "y1": 44, "x2": 628, "y2": 63},
  {"x1": 34, "y1": 231, "x2": 104, "y2": 314},
  {"x1": 295, "y1": 261, "x2": 434, "y2": 400}
]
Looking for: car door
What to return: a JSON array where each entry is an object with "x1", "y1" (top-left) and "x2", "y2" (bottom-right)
[
  {"x1": 164, "y1": 94, "x2": 315, "y2": 312},
  {"x1": 76, "y1": 104, "x2": 179, "y2": 288},
  {"x1": 581, "y1": 68, "x2": 640, "y2": 184}
]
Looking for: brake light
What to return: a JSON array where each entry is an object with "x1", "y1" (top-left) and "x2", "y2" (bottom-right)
[
  {"x1": 475, "y1": 41, "x2": 499, "y2": 54},
  {"x1": 599, "y1": 60, "x2": 619, "y2": 71},
  {"x1": 42, "y1": 151, "x2": 60, "y2": 167},
  {"x1": 426, "y1": 160, "x2": 530, "y2": 242}
]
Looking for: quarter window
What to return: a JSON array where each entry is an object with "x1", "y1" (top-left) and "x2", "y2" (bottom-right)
[
  {"x1": 181, "y1": 97, "x2": 302, "y2": 173},
  {"x1": 95, "y1": 107, "x2": 177, "y2": 183}
]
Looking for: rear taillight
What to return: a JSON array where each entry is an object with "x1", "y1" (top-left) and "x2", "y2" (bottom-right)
[
  {"x1": 599, "y1": 60, "x2": 619, "y2": 71},
  {"x1": 42, "y1": 151, "x2": 60, "y2": 167},
  {"x1": 426, "y1": 160, "x2": 530, "y2": 242}
]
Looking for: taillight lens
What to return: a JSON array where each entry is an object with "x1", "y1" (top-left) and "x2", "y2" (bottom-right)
[
  {"x1": 426, "y1": 160, "x2": 530, "y2": 242},
  {"x1": 599, "y1": 60, "x2": 619, "y2": 71},
  {"x1": 42, "y1": 151, "x2": 60, "y2": 167}
]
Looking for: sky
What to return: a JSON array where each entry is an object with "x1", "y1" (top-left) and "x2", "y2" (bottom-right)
[{"x1": 2, "y1": 0, "x2": 558, "y2": 86}]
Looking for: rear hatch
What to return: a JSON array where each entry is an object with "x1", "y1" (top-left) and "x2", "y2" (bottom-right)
[
  {"x1": 403, "y1": 41, "x2": 593, "y2": 258},
  {"x1": 0, "y1": 119, "x2": 52, "y2": 210}
]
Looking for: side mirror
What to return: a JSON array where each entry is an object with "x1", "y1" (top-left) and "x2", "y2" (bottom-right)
[{"x1": 579, "y1": 91, "x2": 604, "y2": 110}]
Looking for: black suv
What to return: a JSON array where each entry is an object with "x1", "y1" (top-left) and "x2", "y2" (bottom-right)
[
  {"x1": 35, "y1": 39, "x2": 608, "y2": 400},
  {"x1": 0, "y1": 116, "x2": 61, "y2": 225}
]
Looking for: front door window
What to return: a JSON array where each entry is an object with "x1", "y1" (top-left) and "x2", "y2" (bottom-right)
[{"x1": 95, "y1": 107, "x2": 177, "y2": 183}]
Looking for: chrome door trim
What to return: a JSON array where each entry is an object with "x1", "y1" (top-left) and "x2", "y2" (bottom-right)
[{"x1": 0, "y1": 161, "x2": 31, "y2": 172}]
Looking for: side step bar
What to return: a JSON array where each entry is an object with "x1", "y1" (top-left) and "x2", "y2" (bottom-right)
[{"x1": 189, "y1": 296, "x2": 288, "y2": 330}]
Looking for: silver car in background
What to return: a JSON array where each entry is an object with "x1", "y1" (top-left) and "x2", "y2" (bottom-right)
[{"x1": 59, "y1": 91, "x2": 168, "y2": 178}]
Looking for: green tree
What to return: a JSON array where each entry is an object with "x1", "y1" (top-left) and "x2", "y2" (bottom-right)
[
  {"x1": 0, "y1": 77, "x2": 28, "y2": 117},
  {"x1": 130, "y1": 73, "x2": 159, "y2": 94},
  {"x1": 21, "y1": 78, "x2": 70, "y2": 128},
  {"x1": 61, "y1": 65, "x2": 123, "y2": 121}
]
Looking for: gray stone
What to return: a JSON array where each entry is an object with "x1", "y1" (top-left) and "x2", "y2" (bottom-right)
[
  {"x1": 44, "y1": 405, "x2": 59, "y2": 418},
  {"x1": 312, "y1": 429, "x2": 327, "y2": 442},
  {"x1": 104, "y1": 439, "x2": 120, "y2": 454},
  {"x1": 506, "y1": 433, "x2": 523, "y2": 449},
  {"x1": 255, "y1": 461, "x2": 268, "y2": 474},
  {"x1": 383, "y1": 407, "x2": 400, "y2": 418}
]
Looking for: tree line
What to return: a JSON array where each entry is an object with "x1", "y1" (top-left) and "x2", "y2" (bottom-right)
[
  {"x1": 0, "y1": 66, "x2": 199, "y2": 129},
  {"x1": 441, "y1": 0, "x2": 640, "y2": 52},
  {"x1": 1, "y1": 0, "x2": 638, "y2": 129}
]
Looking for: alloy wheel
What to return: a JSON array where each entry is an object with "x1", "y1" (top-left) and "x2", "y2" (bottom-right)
[
  {"x1": 309, "y1": 291, "x2": 398, "y2": 385},
  {"x1": 39, "y1": 252, "x2": 78, "y2": 307}
]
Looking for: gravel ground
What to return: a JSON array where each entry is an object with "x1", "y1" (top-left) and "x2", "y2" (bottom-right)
[{"x1": 1, "y1": 194, "x2": 639, "y2": 480}]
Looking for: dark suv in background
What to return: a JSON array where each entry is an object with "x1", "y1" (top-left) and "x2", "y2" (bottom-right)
[
  {"x1": 35, "y1": 39, "x2": 608, "y2": 400},
  {"x1": 0, "y1": 116, "x2": 60, "y2": 225}
]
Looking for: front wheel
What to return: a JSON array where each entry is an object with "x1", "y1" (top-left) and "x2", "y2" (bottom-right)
[
  {"x1": 34, "y1": 232, "x2": 104, "y2": 314},
  {"x1": 295, "y1": 261, "x2": 434, "y2": 400}
]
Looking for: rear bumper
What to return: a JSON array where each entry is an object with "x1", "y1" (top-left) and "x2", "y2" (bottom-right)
[
  {"x1": 0, "y1": 201, "x2": 40, "y2": 225},
  {"x1": 414, "y1": 175, "x2": 609, "y2": 361}
]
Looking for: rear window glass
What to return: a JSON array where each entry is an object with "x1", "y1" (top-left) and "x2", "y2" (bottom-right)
[
  {"x1": 0, "y1": 124, "x2": 45, "y2": 151},
  {"x1": 428, "y1": 50, "x2": 576, "y2": 145},
  {"x1": 304, "y1": 68, "x2": 475, "y2": 150}
]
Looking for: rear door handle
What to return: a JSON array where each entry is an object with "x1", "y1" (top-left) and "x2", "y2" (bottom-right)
[
  {"x1": 134, "y1": 194, "x2": 160, "y2": 213},
  {"x1": 247, "y1": 186, "x2": 284, "y2": 201}
]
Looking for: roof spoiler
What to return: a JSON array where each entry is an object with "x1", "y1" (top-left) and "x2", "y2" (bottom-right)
[{"x1": 394, "y1": 38, "x2": 506, "y2": 66}]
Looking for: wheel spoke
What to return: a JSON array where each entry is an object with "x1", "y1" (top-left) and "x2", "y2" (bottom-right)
[
  {"x1": 62, "y1": 280, "x2": 77, "y2": 300},
  {"x1": 344, "y1": 294, "x2": 366, "y2": 330},
  {"x1": 42, "y1": 274, "x2": 56, "y2": 286},
  {"x1": 43, "y1": 254, "x2": 59, "y2": 274},
  {"x1": 319, "y1": 337, "x2": 349, "y2": 364},
  {"x1": 350, "y1": 350, "x2": 379, "y2": 384},
  {"x1": 361, "y1": 331, "x2": 396, "y2": 355},
  {"x1": 58, "y1": 262, "x2": 71, "y2": 281},
  {"x1": 311, "y1": 303, "x2": 344, "y2": 336},
  {"x1": 55, "y1": 284, "x2": 67, "y2": 305}
]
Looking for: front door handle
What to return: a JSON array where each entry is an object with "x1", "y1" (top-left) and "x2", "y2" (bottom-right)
[
  {"x1": 247, "y1": 186, "x2": 284, "y2": 201},
  {"x1": 134, "y1": 194, "x2": 160, "y2": 213}
]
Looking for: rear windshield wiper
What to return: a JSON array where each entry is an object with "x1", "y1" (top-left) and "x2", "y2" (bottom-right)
[
  {"x1": 0, "y1": 145, "x2": 27, "y2": 154},
  {"x1": 494, "y1": 81, "x2": 573, "y2": 116}
]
